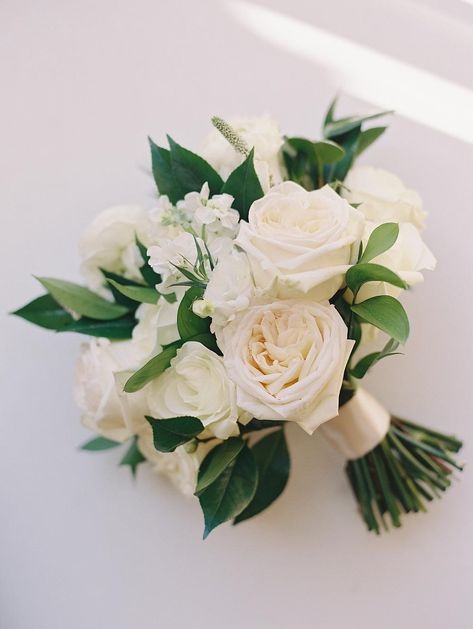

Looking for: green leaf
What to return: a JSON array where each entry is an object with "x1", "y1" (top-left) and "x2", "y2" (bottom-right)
[
  {"x1": 80, "y1": 436, "x2": 121, "y2": 451},
  {"x1": 234, "y1": 429, "x2": 290, "y2": 524},
  {"x1": 359, "y1": 223, "x2": 399, "y2": 263},
  {"x1": 62, "y1": 313, "x2": 136, "y2": 339},
  {"x1": 323, "y1": 96, "x2": 338, "y2": 128},
  {"x1": 324, "y1": 110, "x2": 392, "y2": 139},
  {"x1": 356, "y1": 126, "x2": 387, "y2": 156},
  {"x1": 240, "y1": 419, "x2": 285, "y2": 434},
  {"x1": 177, "y1": 286, "x2": 210, "y2": 340},
  {"x1": 119, "y1": 436, "x2": 146, "y2": 477},
  {"x1": 351, "y1": 338, "x2": 401, "y2": 379},
  {"x1": 145, "y1": 416, "x2": 204, "y2": 453},
  {"x1": 195, "y1": 438, "x2": 245, "y2": 495},
  {"x1": 189, "y1": 332, "x2": 221, "y2": 355},
  {"x1": 198, "y1": 443, "x2": 258, "y2": 539},
  {"x1": 346, "y1": 263, "x2": 408, "y2": 295},
  {"x1": 221, "y1": 148, "x2": 264, "y2": 221},
  {"x1": 351, "y1": 296, "x2": 410, "y2": 344},
  {"x1": 168, "y1": 135, "x2": 223, "y2": 196},
  {"x1": 107, "y1": 279, "x2": 159, "y2": 305},
  {"x1": 12, "y1": 294, "x2": 73, "y2": 331},
  {"x1": 149, "y1": 138, "x2": 185, "y2": 204},
  {"x1": 136, "y1": 236, "x2": 162, "y2": 287},
  {"x1": 328, "y1": 125, "x2": 361, "y2": 181},
  {"x1": 101, "y1": 269, "x2": 144, "y2": 308},
  {"x1": 313, "y1": 140, "x2": 345, "y2": 163},
  {"x1": 124, "y1": 343, "x2": 182, "y2": 392},
  {"x1": 36, "y1": 277, "x2": 129, "y2": 320}
]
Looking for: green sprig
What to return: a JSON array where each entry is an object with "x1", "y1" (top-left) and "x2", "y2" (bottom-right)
[
  {"x1": 346, "y1": 418, "x2": 464, "y2": 534},
  {"x1": 211, "y1": 116, "x2": 249, "y2": 155}
]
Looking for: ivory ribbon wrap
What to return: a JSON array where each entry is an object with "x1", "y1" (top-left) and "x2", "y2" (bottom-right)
[{"x1": 319, "y1": 388, "x2": 391, "y2": 460}]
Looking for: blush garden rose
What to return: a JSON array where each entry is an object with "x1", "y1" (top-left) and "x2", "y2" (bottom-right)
[{"x1": 217, "y1": 300, "x2": 353, "y2": 434}]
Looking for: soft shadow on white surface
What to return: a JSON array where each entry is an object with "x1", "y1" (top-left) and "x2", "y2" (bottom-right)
[{"x1": 1, "y1": 1, "x2": 472, "y2": 628}]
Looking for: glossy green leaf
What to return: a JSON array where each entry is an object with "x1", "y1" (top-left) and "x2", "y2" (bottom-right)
[
  {"x1": 359, "y1": 223, "x2": 399, "y2": 263},
  {"x1": 107, "y1": 280, "x2": 159, "y2": 305},
  {"x1": 145, "y1": 416, "x2": 204, "y2": 453},
  {"x1": 198, "y1": 443, "x2": 258, "y2": 539},
  {"x1": 136, "y1": 236, "x2": 162, "y2": 287},
  {"x1": 189, "y1": 332, "x2": 221, "y2": 355},
  {"x1": 240, "y1": 419, "x2": 285, "y2": 434},
  {"x1": 235, "y1": 429, "x2": 290, "y2": 524},
  {"x1": 124, "y1": 343, "x2": 182, "y2": 392},
  {"x1": 313, "y1": 140, "x2": 345, "y2": 163},
  {"x1": 36, "y1": 277, "x2": 129, "y2": 320},
  {"x1": 324, "y1": 110, "x2": 392, "y2": 139},
  {"x1": 329, "y1": 125, "x2": 361, "y2": 181},
  {"x1": 120, "y1": 437, "x2": 146, "y2": 477},
  {"x1": 356, "y1": 126, "x2": 387, "y2": 156},
  {"x1": 351, "y1": 338, "x2": 401, "y2": 379},
  {"x1": 221, "y1": 148, "x2": 264, "y2": 221},
  {"x1": 149, "y1": 138, "x2": 185, "y2": 204},
  {"x1": 12, "y1": 294, "x2": 73, "y2": 331},
  {"x1": 101, "y1": 269, "x2": 144, "y2": 308},
  {"x1": 62, "y1": 313, "x2": 136, "y2": 339},
  {"x1": 177, "y1": 286, "x2": 210, "y2": 340},
  {"x1": 323, "y1": 96, "x2": 338, "y2": 128},
  {"x1": 351, "y1": 296, "x2": 410, "y2": 344},
  {"x1": 346, "y1": 263, "x2": 408, "y2": 295},
  {"x1": 195, "y1": 438, "x2": 245, "y2": 495},
  {"x1": 80, "y1": 436, "x2": 121, "y2": 451},
  {"x1": 168, "y1": 135, "x2": 223, "y2": 196}
]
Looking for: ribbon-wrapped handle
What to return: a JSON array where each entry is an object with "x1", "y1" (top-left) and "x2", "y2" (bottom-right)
[{"x1": 319, "y1": 388, "x2": 390, "y2": 459}]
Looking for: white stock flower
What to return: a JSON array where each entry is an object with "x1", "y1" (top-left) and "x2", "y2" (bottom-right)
[
  {"x1": 195, "y1": 248, "x2": 255, "y2": 328},
  {"x1": 236, "y1": 182, "x2": 364, "y2": 301},
  {"x1": 149, "y1": 194, "x2": 192, "y2": 236},
  {"x1": 200, "y1": 115, "x2": 285, "y2": 191},
  {"x1": 343, "y1": 166, "x2": 426, "y2": 229},
  {"x1": 218, "y1": 300, "x2": 353, "y2": 434},
  {"x1": 147, "y1": 230, "x2": 234, "y2": 295},
  {"x1": 147, "y1": 231, "x2": 198, "y2": 294},
  {"x1": 180, "y1": 183, "x2": 240, "y2": 237},
  {"x1": 145, "y1": 342, "x2": 240, "y2": 439},
  {"x1": 74, "y1": 338, "x2": 147, "y2": 442},
  {"x1": 137, "y1": 430, "x2": 214, "y2": 496},
  {"x1": 132, "y1": 299, "x2": 180, "y2": 362},
  {"x1": 79, "y1": 205, "x2": 155, "y2": 296}
]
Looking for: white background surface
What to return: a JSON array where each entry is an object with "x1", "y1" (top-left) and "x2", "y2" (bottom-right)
[{"x1": 1, "y1": 1, "x2": 473, "y2": 628}]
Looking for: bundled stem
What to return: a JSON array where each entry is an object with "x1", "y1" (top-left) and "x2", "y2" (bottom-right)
[{"x1": 346, "y1": 417, "x2": 464, "y2": 534}]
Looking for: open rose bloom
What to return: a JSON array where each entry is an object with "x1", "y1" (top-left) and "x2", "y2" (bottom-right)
[{"x1": 13, "y1": 101, "x2": 463, "y2": 538}]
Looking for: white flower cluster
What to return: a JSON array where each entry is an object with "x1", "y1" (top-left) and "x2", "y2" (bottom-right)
[{"x1": 75, "y1": 115, "x2": 436, "y2": 495}]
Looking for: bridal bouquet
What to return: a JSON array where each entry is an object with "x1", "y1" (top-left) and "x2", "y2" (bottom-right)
[{"x1": 14, "y1": 100, "x2": 464, "y2": 537}]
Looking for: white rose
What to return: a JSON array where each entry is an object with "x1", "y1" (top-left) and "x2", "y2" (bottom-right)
[
  {"x1": 74, "y1": 338, "x2": 147, "y2": 442},
  {"x1": 236, "y1": 182, "x2": 364, "y2": 301},
  {"x1": 200, "y1": 115, "x2": 285, "y2": 191},
  {"x1": 145, "y1": 342, "x2": 240, "y2": 439},
  {"x1": 137, "y1": 428, "x2": 214, "y2": 496},
  {"x1": 218, "y1": 300, "x2": 353, "y2": 434},
  {"x1": 79, "y1": 205, "x2": 156, "y2": 296},
  {"x1": 195, "y1": 248, "x2": 255, "y2": 328},
  {"x1": 357, "y1": 221, "x2": 436, "y2": 301},
  {"x1": 343, "y1": 166, "x2": 426, "y2": 229},
  {"x1": 132, "y1": 299, "x2": 180, "y2": 362}
]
